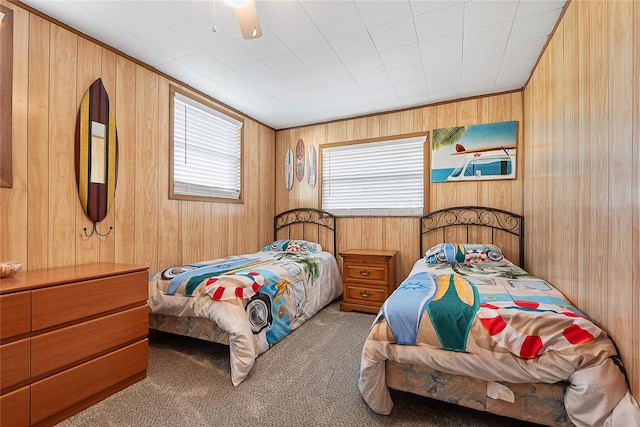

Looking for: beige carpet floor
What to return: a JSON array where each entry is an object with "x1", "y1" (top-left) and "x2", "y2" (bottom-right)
[{"x1": 58, "y1": 301, "x2": 540, "y2": 427}]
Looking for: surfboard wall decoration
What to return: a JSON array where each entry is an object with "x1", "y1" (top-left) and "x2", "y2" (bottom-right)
[
  {"x1": 284, "y1": 148, "x2": 294, "y2": 190},
  {"x1": 74, "y1": 78, "x2": 118, "y2": 235},
  {"x1": 307, "y1": 145, "x2": 316, "y2": 189},
  {"x1": 295, "y1": 138, "x2": 305, "y2": 182}
]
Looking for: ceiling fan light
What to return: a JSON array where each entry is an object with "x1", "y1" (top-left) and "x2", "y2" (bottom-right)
[{"x1": 225, "y1": 0, "x2": 252, "y2": 8}]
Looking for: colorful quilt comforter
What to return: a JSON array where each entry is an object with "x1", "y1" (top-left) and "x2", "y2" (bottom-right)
[
  {"x1": 149, "y1": 247, "x2": 342, "y2": 386},
  {"x1": 358, "y1": 253, "x2": 640, "y2": 426}
]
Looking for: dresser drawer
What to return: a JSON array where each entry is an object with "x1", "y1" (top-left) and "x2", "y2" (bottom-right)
[
  {"x1": 345, "y1": 284, "x2": 388, "y2": 305},
  {"x1": 0, "y1": 338, "x2": 30, "y2": 390},
  {"x1": 31, "y1": 339, "x2": 148, "y2": 425},
  {"x1": 0, "y1": 386, "x2": 30, "y2": 427},
  {"x1": 31, "y1": 270, "x2": 148, "y2": 331},
  {"x1": 31, "y1": 305, "x2": 149, "y2": 378},
  {"x1": 0, "y1": 291, "x2": 31, "y2": 340}
]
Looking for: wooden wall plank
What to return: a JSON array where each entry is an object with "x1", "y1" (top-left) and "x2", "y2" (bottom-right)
[
  {"x1": 548, "y1": 26, "x2": 563, "y2": 291},
  {"x1": 562, "y1": 6, "x2": 579, "y2": 302},
  {"x1": 588, "y1": 0, "x2": 609, "y2": 326},
  {"x1": 156, "y1": 77, "x2": 181, "y2": 268},
  {"x1": 632, "y1": 0, "x2": 640, "y2": 399},
  {"x1": 48, "y1": 24, "x2": 77, "y2": 267},
  {"x1": 244, "y1": 119, "x2": 261, "y2": 251},
  {"x1": 134, "y1": 66, "x2": 159, "y2": 269},
  {"x1": 575, "y1": 0, "x2": 592, "y2": 313},
  {"x1": 25, "y1": 13, "x2": 49, "y2": 270},
  {"x1": 113, "y1": 56, "x2": 137, "y2": 264},
  {"x1": 607, "y1": 0, "x2": 634, "y2": 372},
  {"x1": 509, "y1": 92, "x2": 523, "y2": 215}
]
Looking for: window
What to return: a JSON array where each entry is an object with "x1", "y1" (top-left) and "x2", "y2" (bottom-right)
[
  {"x1": 170, "y1": 87, "x2": 243, "y2": 202},
  {"x1": 320, "y1": 134, "x2": 426, "y2": 216}
]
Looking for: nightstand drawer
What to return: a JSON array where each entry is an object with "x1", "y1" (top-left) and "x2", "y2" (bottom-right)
[
  {"x1": 345, "y1": 284, "x2": 388, "y2": 305},
  {"x1": 344, "y1": 263, "x2": 388, "y2": 284}
]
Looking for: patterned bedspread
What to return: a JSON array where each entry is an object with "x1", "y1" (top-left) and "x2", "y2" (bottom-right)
[
  {"x1": 358, "y1": 256, "x2": 640, "y2": 426},
  {"x1": 149, "y1": 249, "x2": 342, "y2": 386}
]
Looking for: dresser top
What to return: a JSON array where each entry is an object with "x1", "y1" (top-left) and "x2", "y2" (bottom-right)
[
  {"x1": 339, "y1": 249, "x2": 398, "y2": 258},
  {"x1": 0, "y1": 263, "x2": 148, "y2": 294}
]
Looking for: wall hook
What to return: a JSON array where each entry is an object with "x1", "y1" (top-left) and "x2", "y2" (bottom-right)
[{"x1": 83, "y1": 222, "x2": 113, "y2": 238}]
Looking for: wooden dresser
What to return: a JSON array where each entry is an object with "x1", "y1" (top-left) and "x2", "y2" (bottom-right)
[
  {"x1": 339, "y1": 249, "x2": 398, "y2": 314},
  {"x1": 0, "y1": 263, "x2": 149, "y2": 427}
]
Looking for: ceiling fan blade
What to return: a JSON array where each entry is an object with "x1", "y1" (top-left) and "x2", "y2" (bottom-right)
[{"x1": 235, "y1": 0, "x2": 262, "y2": 39}]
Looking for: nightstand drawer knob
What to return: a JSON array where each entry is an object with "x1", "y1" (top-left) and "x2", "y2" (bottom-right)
[
  {"x1": 359, "y1": 269, "x2": 371, "y2": 276},
  {"x1": 359, "y1": 290, "x2": 372, "y2": 298}
]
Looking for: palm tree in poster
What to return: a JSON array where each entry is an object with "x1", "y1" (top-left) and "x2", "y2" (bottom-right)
[{"x1": 432, "y1": 126, "x2": 467, "y2": 151}]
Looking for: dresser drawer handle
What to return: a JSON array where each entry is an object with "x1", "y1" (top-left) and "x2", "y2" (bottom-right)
[
  {"x1": 359, "y1": 269, "x2": 371, "y2": 276},
  {"x1": 359, "y1": 290, "x2": 372, "y2": 298}
]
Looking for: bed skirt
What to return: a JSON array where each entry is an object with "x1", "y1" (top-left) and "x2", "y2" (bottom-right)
[{"x1": 385, "y1": 360, "x2": 572, "y2": 426}]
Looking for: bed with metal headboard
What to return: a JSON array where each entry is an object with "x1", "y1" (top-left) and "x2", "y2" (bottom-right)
[
  {"x1": 358, "y1": 206, "x2": 639, "y2": 426},
  {"x1": 147, "y1": 208, "x2": 342, "y2": 386}
]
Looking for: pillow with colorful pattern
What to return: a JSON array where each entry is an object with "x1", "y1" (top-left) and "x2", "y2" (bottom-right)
[
  {"x1": 261, "y1": 239, "x2": 322, "y2": 254},
  {"x1": 425, "y1": 243, "x2": 504, "y2": 264}
]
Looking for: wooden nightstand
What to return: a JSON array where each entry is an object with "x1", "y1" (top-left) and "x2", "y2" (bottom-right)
[{"x1": 339, "y1": 249, "x2": 398, "y2": 314}]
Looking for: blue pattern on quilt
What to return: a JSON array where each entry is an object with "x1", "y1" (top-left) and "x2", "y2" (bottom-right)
[
  {"x1": 381, "y1": 272, "x2": 437, "y2": 345},
  {"x1": 166, "y1": 258, "x2": 260, "y2": 295},
  {"x1": 253, "y1": 268, "x2": 292, "y2": 345},
  {"x1": 442, "y1": 243, "x2": 457, "y2": 263}
]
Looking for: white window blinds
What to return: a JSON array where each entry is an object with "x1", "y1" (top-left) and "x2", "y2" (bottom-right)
[
  {"x1": 321, "y1": 136, "x2": 425, "y2": 216},
  {"x1": 172, "y1": 91, "x2": 242, "y2": 200}
]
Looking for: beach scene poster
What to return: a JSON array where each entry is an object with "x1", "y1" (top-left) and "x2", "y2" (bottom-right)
[{"x1": 431, "y1": 120, "x2": 517, "y2": 183}]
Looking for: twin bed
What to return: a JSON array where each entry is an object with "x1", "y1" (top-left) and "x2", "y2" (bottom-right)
[
  {"x1": 147, "y1": 208, "x2": 342, "y2": 386},
  {"x1": 357, "y1": 206, "x2": 640, "y2": 426},
  {"x1": 146, "y1": 206, "x2": 640, "y2": 426}
]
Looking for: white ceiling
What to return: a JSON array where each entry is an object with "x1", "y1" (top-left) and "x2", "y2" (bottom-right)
[{"x1": 19, "y1": 0, "x2": 566, "y2": 130}]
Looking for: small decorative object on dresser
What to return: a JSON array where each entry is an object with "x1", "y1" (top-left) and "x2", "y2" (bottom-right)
[
  {"x1": 0, "y1": 260, "x2": 21, "y2": 278},
  {"x1": 339, "y1": 249, "x2": 398, "y2": 314}
]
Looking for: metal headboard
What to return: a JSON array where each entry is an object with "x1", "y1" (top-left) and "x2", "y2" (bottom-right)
[
  {"x1": 420, "y1": 206, "x2": 524, "y2": 267},
  {"x1": 274, "y1": 208, "x2": 337, "y2": 256}
]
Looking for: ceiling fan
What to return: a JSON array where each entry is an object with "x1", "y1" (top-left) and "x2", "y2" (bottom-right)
[{"x1": 225, "y1": 0, "x2": 262, "y2": 39}]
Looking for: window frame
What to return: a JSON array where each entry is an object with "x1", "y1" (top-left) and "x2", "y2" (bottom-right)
[
  {"x1": 319, "y1": 132, "x2": 429, "y2": 217},
  {"x1": 169, "y1": 85, "x2": 244, "y2": 204}
]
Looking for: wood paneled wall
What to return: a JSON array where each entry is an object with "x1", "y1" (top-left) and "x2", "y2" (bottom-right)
[
  {"x1": 0, "y1": 1, "x2": 275, "y2": 274},
  {"x1": 524, "y1": 0, "x2": 639, "y2": 399},
  {"x1": 275, "y1": 92, "x2": 523, "y2": 279}
]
